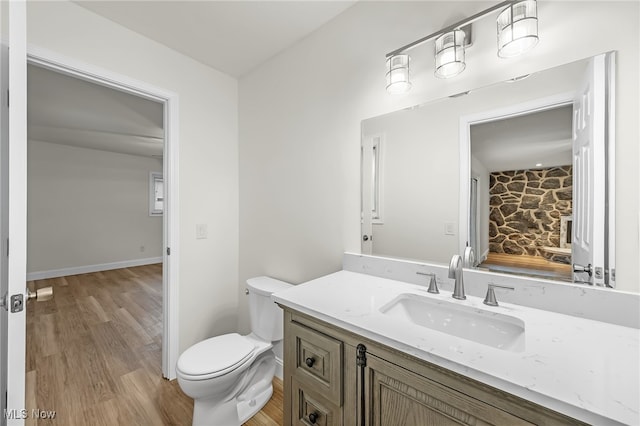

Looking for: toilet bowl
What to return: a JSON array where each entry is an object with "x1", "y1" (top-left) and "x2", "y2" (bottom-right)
[{"x1": 176, "y1": 276, "x2": 292, "y2": 426}]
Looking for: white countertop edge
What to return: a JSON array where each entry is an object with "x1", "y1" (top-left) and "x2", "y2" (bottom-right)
[{"x1": 273, "y1": 295, "x2": 629, "y2": 426}]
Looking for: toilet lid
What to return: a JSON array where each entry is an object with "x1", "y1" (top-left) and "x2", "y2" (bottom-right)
[{"x1": 177, "y1": 333, "x2": 255, "y2": 378}]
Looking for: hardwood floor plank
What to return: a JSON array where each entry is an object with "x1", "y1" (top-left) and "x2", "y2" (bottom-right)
[
  {"x1": 26, "y1": 265, "x2": 283, "y2": 426},
  {"x1": 154, "y1": 379, "x2": 194, "y2": 426},
  {"x1": 89, "y1": 320, "x2": 143, "y2": 378},
  {"x1": 110, "y1": 306, "x2": 155, "y2": 349},
  {"x1": 76, "y1": 295, "x2": 110, "y2": 325},
  {"x1": 25, "y1": 370, "x2": 37, "y2": 426},
  {"x1": 118, "y1": 368, "x2": 166, "y2": 425}
]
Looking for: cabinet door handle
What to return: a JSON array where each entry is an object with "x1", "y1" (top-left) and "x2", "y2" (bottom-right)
[
  {"x1": 308, "y1": 412, "x2": 318, "y2": 424},
  {"x1": 305, "y1": 357, "x2": 315, "y2": 367}
]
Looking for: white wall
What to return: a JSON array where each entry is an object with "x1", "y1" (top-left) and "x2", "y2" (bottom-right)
[
  {"x1": 27, "y1": 1, "x2": 239, "y2": 354},
  {"x1": 239, "y1": 0, "x2": 640, "y2": 335},
  {"x1": 27, "y1": 141, "x2": 162, "y2": 274}
]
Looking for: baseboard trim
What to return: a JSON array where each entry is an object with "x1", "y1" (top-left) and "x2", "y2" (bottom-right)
[
  {"x1": 275, "y1": 356, "x2": 284, "y2": 380},
  {"x1": 27, "y1": 257, "x2": 163, "y2": 281}
]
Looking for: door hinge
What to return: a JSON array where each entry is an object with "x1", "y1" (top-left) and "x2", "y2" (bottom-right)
[{"x1": 166, "y1": 247, "x2": 170, "y2": 256}]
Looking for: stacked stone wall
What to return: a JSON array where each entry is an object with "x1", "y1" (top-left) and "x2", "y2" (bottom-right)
[{"x1": 489, "y1": 166, "x2": 572, "y2": 258}]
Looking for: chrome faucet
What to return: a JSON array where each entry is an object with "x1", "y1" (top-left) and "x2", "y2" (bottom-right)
[{"x1": 448, "y1": 254, "x2": 466, "y2": 300}]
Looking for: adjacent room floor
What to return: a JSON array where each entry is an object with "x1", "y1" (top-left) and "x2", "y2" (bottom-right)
[
  {"x1": 479, "y1": 252, "x2": 572, "y2": 281},
  {"x1": 26, "y1": 265, "x2": 283, "y2": 425}
]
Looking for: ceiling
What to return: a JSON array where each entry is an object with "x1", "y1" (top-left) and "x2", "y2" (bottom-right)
[
  {"x1": 32, "y1": 2, "x2": 572, "y2": 165},
  {"x1": 28, "y1": 64, "x2": 165, "y2": 158},
  {"x1": 29, "y1": 1, "x2": 356, "y2": 158},
  {"x1": 471, "y1": 105, "x2": 573, "y2": 172},
  {"x1": 75, "y1": 1, "x2": 357, "y2": 77}
]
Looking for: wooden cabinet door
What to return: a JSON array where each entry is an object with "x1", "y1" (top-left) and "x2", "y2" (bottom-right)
[{"x1": 363, "y1": 353, "x2": 533, "y2": 426}]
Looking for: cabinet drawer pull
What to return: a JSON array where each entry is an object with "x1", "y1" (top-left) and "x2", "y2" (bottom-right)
[
  {"x1": 305, "y1": 357, "x2": 315, "y2": 367},
  {"x1": 308, "y1": 412, "x2": 318, "y2": 424}
]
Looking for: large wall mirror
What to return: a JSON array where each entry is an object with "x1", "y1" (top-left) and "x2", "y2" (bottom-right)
[{"x1": 361, "y1": 52, "x2": 615, "y2": 288}]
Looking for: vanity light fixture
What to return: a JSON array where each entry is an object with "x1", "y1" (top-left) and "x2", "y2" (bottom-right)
[
  {"x1": 434, "y1": 30, "x2": 466, "y2": 79},
  {"x1": 497, "y1": 0, "x2": 539, "y2": 58},
  {"x1": 386, "y1": 54, "x2": 412, "y2": 94},
  {"x1": 385, "y1": 0, "x2": 539, "y2": 93}
]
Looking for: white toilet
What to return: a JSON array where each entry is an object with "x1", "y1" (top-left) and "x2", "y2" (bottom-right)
[{"x1": 176, "y1": 276, "x2": 292, "y2": 426}]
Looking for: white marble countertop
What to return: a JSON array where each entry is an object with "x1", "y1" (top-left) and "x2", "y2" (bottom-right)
[{"x1": 272, "y1": 270, "x2": 640, "y2": 425}]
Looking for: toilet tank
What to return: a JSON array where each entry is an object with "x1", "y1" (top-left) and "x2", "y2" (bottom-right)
[{"x1": 246, "y1": 276, "x2": 293, "y2": 342}]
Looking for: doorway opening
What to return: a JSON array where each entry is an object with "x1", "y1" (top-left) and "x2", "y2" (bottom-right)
[
  {"x1": 460, "y1": 95, "x2": 576, "y2": 282},
  {"x1": 25, "y1": 48, "x2": 179, "y2": 383},
  {"x1": 470, "y1": 105, "x2": 574, "y2": 281}
]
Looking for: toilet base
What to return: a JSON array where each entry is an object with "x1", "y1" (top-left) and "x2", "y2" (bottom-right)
[
  {"x1": 238, "y1": 384, "x2": 273, "y2": 424},
  {"x1": 191, "y1": 382, "x2": 273, "y2": 426},
  {"x1": 192, "y1": 396, "x2": 239, "y2": 426}
]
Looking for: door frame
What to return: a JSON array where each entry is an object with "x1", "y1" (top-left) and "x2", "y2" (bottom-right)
[
  {"x1": 458, "y1": 91, "x2": 575, "y2": 260},
  {"x1": 26, "y1": 45, "x2": 181, "y2": 379}
]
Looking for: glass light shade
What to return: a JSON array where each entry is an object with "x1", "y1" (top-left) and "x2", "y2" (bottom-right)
[
  {"x1": 386, "y1": 54, "x2": 411, "y2": 94},
  {"x1": 497, "y1": 0, "x2": 539, "y2": 58},
  {"x1": 434, "y1": 30, "x2": 466, "y2": 79}
]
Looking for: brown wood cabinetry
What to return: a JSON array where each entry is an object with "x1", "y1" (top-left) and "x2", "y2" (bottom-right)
[
  {"x1": 364, "y1": 353, "x2": 532, "y2": 425},
  {"x1": 282, "y1": 307, "x2": 587, "y2": 426}
]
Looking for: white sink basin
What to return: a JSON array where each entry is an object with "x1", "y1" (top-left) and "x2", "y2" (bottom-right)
[{"x1": 380, "y1": 293, "x2": 525, "y2": 352}]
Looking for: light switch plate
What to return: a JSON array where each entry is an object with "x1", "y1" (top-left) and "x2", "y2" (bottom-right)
[
  {"x1": 444, "y1": 222, "x2": 456, "y2": 236},
  {"x1": 196, "y1": 224, "x2": 208, "y2": 239}
]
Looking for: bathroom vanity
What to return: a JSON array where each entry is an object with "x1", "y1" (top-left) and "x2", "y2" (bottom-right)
[{"x1": 272, "y1": 255, "x2": 639, "y2": 426}]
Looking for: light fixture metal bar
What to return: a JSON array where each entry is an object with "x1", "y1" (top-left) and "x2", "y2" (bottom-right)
[{"x1": 386, "y1": 0, "x2": 515, "y2": 58}]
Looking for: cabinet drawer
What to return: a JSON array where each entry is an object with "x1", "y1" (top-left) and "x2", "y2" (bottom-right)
[
  {"x1": 292, "y1": 377, "x2": 342, "y2": 426},
  {"x1": 289, "y1": 321, "x2": 342, "y2": 404}
]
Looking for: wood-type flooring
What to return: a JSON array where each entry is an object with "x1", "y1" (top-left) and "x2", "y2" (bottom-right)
[
  {"x1": 480, "y1": 252, "x2": 572, "y2": 281},
  {"x1": 26, "y1": 264, "x2": 283, "y2": 425}
]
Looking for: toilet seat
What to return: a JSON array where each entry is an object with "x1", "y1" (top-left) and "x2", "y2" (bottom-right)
[{"x1": 177, "y1": 333, "x2": 256, "y2": 381}]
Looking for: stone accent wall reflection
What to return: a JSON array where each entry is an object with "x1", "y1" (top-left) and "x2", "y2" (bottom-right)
[{"x1": 489, "y1": 166, "x2": 572, "y2": 257}]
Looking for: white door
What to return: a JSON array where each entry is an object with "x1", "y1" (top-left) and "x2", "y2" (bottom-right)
[
  {"x1": 572, "y1": 54, "x2": 606, "y2": 286},
  {"x1": 1, "y1": 1, "x2": 27, "y2": 425}
]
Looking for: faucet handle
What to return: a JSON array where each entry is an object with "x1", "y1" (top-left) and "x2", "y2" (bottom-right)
[
  {"x1": 483, "y1": 283, "x2": 515, "y2": 307},
  {"x1": 463, "y1": 246, "x2": 475, "y2": 268},
  {"x1": 416, "y1": 272, "x2": 439, "y2": 294},
  {"x1": 448, "y1": 254, "x2": 462, "y2": 279}
]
